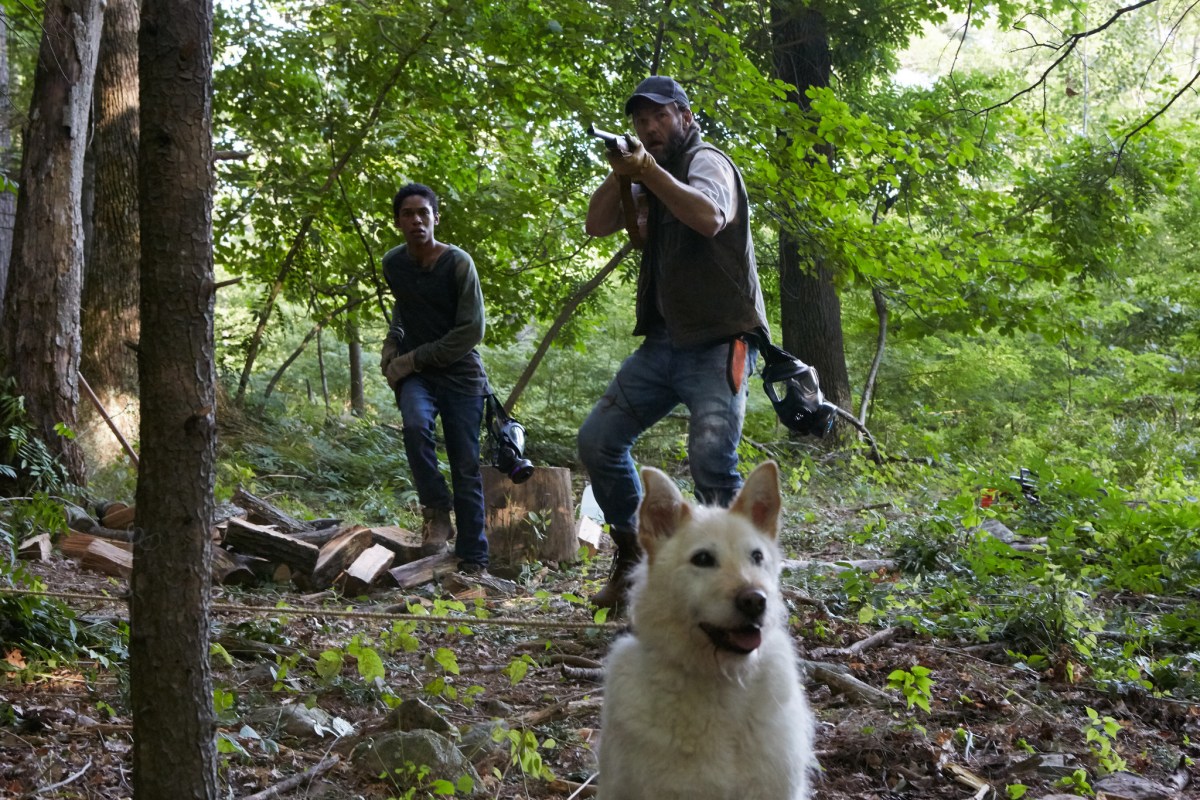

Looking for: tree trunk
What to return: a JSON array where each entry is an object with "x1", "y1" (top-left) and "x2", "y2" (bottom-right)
[
  {"x1": 348, "y1": 321, "x2": 364, "y2": 416},
  {"x1": 1, "y1": 0, "x2": 104, "y2": 485},
  {"x1": 482, "y1": 466, "x2": 577, "y2": 570},
  {"x1": 81, "y1": 0, "x2": 141, "y2": 471},
  {"x1": 130, "y1": 0, "x2": 219, "y2": 796},
  {"x1": 0, "y1": 6, "x2": 16, "y2": 319},
  {"x1": 770, "y1": 3, "x2": 853, "y2": 413}
]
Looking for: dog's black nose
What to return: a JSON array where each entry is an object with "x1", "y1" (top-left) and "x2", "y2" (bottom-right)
[{"x1": 736, "y1": 588, "x2": 767, "y2": 620}]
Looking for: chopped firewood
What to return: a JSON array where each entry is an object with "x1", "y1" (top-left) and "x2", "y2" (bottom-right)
[
  {"x1": 231, "y1": 486, "x2": 314, "y2": 535},
  {"x1": 17, "y1": 533, "x2": 52, "y2": 562},
  {"x1": 61, "y1": 531, "x2": 133, "y2": 558},
  {"x1": 223, "y1": 517, "x2": 319, "y2": 576},
  {"x1": 211, "y1": 546, "x2": 257, "y2": 586},
  {"x1": 309, "y1": 526, "x2": 373, "y2": 589},
  {"x1": 333, "y1": 544, "x2": 395, "y2": 596},
  {"x1": 576, "y1": 515, "x2": 602, "y2": 557},
  {"x1": 386, "y1": 551, "x2": 459, "y2": 588},
  {"x1": 285, "y1": 524, "x2": 345, "y2": 546},
  {"x1": 75, "y1": 534, "x2": 135, "y2": 578},
  {"x1": 367, "y1": 525, "x2": 425, "y2": 563},
  {"x1": 101, "y1": 503, "x2": 136, "y2": 530}
]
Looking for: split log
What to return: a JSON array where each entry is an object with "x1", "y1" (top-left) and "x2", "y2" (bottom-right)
[
  {"x1": 100, "y1": 503, "x2": 136, "y2": 530},
  {"x1": 368, "y1": 525, "x2": 425, "y2": 563},
  {"x1": 223, "y1": 518, "x2": 319, "y2": 575},
  {"x1": 286, "y1": 524, "x2": 345, "y2": 546},
  {"x1": 482, "y1": 465, "x2": 577, "y2": 568},
  {"x1": 211, "y1": 547, "x2": 257, "y2": 586},
  {"x1": 309, "y1": 526, "x2": 373, "y2": 589},
  {"x1": 61, "y1": 531, "x2": 132, "y2": 558},
  {"x1": 231, "y1": 486, "x2": 314, "y2": 535},
  {"x1": 335, "y1": 544, "x2": 395, "y2": 596},
  {"x1": 67, "y1": 535, "x2": 133, "y2": 580},
  {"x1": 386, "y1": 551, "x2": 458, "y2": 588},
  {"x1": 18, "y1": 534, "x2": 52, "y2": 562}
]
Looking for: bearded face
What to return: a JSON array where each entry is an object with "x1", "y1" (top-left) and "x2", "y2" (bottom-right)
[{"x1": 630, "y1": 100, "x2": 694, "y2": 164}]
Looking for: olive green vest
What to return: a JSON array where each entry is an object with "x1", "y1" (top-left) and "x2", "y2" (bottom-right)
[{"x1": 633, "y1": 127, "x2": 770, "y2": 348}]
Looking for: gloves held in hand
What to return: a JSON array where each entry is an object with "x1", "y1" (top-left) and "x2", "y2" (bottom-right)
[
  {"x1": 380, "y1": 338, "x2": 400, "y2": 373},
  {"x1": 385, "y1": 352, "x2": 417, "y2": 389}
]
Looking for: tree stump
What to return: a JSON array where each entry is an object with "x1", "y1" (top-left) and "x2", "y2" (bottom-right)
[{"x1": 483, "y1": 466, "x2": 577, "y2": 569}]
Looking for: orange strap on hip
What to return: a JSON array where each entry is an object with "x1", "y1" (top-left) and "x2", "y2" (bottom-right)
[{"x1": 727, "y1": 337, "x2": 748, "y2": 395}]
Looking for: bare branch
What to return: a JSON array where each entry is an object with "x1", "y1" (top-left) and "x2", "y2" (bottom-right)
[{"x1": 975, "y1": 0, "x2": 1165, "y2": 116}]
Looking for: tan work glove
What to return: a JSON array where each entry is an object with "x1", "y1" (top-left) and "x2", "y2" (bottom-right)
[
  {"x1": 385, "y1": 352, "x2": 417, "y2": 389},
  {"x1": 380, "y1": 338, "x2": 400, "y2": 374},
  {"x1": 606, "y1": 136, "x2": 656, "y2": 181}
]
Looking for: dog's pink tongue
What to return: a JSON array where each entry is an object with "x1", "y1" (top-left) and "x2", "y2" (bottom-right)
[{"x1": 730, "y1": 628, "x2": 762, "y2": 652}]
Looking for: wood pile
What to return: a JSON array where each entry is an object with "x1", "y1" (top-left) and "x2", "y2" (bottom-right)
[{"x1": 20, "y1": 466, "x2": 580, "y2": 595}]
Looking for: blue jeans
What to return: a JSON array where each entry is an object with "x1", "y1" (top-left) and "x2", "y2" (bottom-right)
[
  {"x1": 577, "y1": 330, "x2": 756, "y2": 534},
  {"x1": 396, "y1": 377, "x2": 488, "y2": 567}
]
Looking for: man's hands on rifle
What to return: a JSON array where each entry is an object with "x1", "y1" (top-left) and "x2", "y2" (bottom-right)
[{"x1": 606, "y1": 136, "x2": 655, "y2": 181}]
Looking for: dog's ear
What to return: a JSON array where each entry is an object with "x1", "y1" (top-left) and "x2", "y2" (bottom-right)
[
  {"x1": 638, "y1": 467, "x2": 690, "y2": 557},
  {"x1": 729, "y1": 461, "x2": 782, "y2": 539}
]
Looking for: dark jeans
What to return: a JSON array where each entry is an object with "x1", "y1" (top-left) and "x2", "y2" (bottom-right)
[
  {"x1": 577, "y1": 329, "x2": 756, "y2": 534},
  {"x1": 396, "y1": 376, "x2": 488, "y2": 567}
]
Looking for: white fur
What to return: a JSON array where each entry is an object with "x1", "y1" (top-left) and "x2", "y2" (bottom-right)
[{"x1": 598, "y1": 461, "x2": 816, "y2": 800}]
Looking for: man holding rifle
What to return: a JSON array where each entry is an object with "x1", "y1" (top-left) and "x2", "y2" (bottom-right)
[{"x1": 580, "y1": 76, "x2": 770, "y2": 609}]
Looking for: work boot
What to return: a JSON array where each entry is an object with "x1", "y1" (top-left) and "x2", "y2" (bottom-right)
[
  {"x1": 591, "y1": 528, "x2": 640, "y2": 610},
  {"x1": 420, "y1": 507, "x2": 455, "y2": 555}
]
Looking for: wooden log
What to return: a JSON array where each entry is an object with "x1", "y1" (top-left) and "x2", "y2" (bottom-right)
[
  {"x1": 79, "y1": 538, "x2": 134, "y2": 580},
  {"x1": 386, "y1": 551, "x2": 458, "y2": 588},
  {"x1": 335, "y1": 544, "x2": 395, "y2": 596},
  {"x1": 483, "y1": 465, "x2": 577, "y2": 567},
  {"x1": 62, "y1": 531, "x2": 133, "y2": 558},
  {"x1": 310, "y1": 526, "x2": 373, "y2": 589},
  {"x1": 211, "y1": 547, "x2": 257, "y2": 586},
  {"x1": 231, "y1": 486, "x2": 314, "y2": 535},
  {"x1": 286, "y1": 524, "x2": 345, "y2": 546},
  {"x1": 223, "y1": 518, "x2": 319, "y2": 575},
  {"x1": 368, "y1": 525, "x2": 424, "y2": 563},
  {"x1": 101, "y1": 503, "x2": 136, "y2": 530},
  {"x1": 17, "y1": 533, "x2": 52, "y2": 562}
]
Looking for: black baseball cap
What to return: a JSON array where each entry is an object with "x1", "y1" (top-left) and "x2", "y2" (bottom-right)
[{"x1": 624, "y1": 76, "x2": 691, "y2": 114}]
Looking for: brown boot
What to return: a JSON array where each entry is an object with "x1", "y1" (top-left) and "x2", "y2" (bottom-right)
[
  {"x1": 420, "y1": 507, "x2": 454, "y2": 555},
  {"x1": 591, "y1": 528, "x2": 640, "y2": 610}
]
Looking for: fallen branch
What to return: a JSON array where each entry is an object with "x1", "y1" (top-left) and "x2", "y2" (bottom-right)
[
  {"x1": 239, "y1": 754, "x2": 340, "y2": 800},
  {"x1": 26, "y1": 759, "x2": 92, "y2": 798},
  {"x1": 561, "y1": 664, "x2": 604, "y2": 683},
  {"x1": 800, "y1": 659, "x2": 896, "y2": 707},
  {"x1": 809, "y1": 626, "x2": 899, "y2": 661}
]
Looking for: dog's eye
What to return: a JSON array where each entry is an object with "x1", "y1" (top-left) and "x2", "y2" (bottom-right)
[
  {"x1": 690, "y1": 550, "x2": 716, "y2": 568},
  {"x1": 751, "y1": 549, "x2": 764, "y2": 565}
]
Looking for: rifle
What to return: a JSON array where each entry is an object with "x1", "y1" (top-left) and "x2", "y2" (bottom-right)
[{"x1": 587, "y1": 123, "x2": 632, "y2": 154}]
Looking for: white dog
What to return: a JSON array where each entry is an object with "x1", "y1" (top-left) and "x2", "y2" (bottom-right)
[{"x1": 598, "y1": 461, "x2": 816, "y2": 800}]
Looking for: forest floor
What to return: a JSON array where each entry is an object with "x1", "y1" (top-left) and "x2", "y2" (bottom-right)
[{"x1": 2, "y1": 533, "x2": 1198, "y2": 800}]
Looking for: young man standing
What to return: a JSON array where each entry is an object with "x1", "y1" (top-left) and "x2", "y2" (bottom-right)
[
  {"x1": 381, "y1": 183, "x2": 490, "y2": 574},
  {"x1": 581, "y1": 77, "x2": 770, "y2": 608}
]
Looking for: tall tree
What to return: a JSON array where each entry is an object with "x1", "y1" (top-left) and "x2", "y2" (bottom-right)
[
  {"x1": 130, "y1": 0, "x2": 219, "y2": 796},
  {"x1": 769, "y1": 2, "x2": 852, "y2": 412},
  {"x1": 81, "y1": 0, "x2": 142, "y2": 467},
  {"x1": 1, "y1": 0, "x2": 104, "y2": 484},
  {"x1": 0, "y1": 5, "x2": 16, "y2": 316}
]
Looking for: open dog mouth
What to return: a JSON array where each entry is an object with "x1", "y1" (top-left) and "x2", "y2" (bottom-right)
[{"x1": 700, "y1": 622, "x2": 763, "y2": 655}]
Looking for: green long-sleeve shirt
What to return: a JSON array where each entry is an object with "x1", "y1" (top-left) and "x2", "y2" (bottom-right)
[{"x1": 381, "y1": 243, "x2": 491, "y2": 396}]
